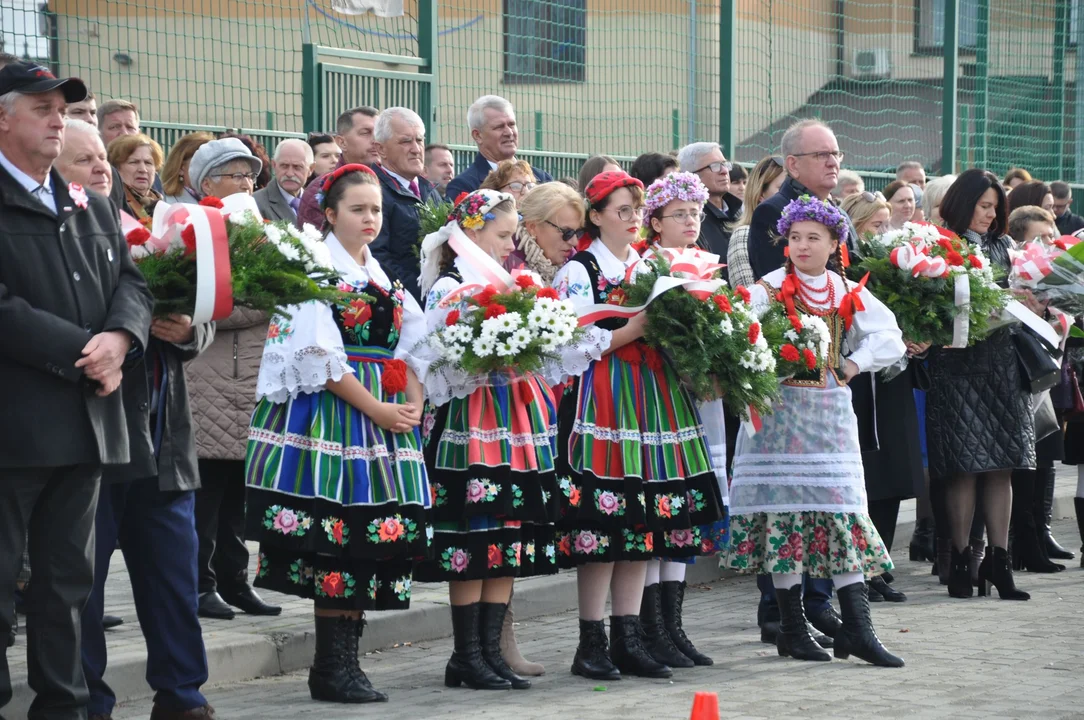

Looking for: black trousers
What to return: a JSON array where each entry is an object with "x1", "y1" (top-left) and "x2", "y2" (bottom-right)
[
  {"x1": 0, "y1": 464, "x2": 100, "y2": 720},
  {"x1": 193, "y1": 459, "x2": 249, "y2": 595},
  {"x1": 867, "y1": 498, "x2": 901, "y2": 554}
]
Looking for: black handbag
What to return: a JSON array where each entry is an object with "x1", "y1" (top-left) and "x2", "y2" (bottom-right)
[{"x1": 1013, "y1": 328, "x2": 1060, "y2": 394}]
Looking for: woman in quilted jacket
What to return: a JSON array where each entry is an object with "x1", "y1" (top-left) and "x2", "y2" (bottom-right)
[{"x1": 925, "y1": 169, "x2": 1035, "y2": 601}]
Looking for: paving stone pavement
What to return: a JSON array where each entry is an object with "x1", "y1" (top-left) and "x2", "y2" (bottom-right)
[{"x1": 109, "y1": 518, "x2": 1084, "y2": 720}]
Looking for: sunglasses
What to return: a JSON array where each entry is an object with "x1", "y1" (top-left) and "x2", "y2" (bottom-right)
[
  {"x1": 545, "y1": 219, "x2": 580, "y2": 243},
  {"x1": 861, "y1": 191, "x2": 886, "y2": 202}
]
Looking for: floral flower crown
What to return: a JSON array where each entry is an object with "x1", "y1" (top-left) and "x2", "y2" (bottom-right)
[
  {"x1": 777, "y1": 194, "x2": 849, "y2": 240},
  {"x1": 448, "y1": 189, "x2": 514, "y2": 230},
  {"x1": 644, "y1": 171, "x2": 709, "y2": 216},
  {"x1": 316, "y1": 163, "x2": 378, "y2": 210}
]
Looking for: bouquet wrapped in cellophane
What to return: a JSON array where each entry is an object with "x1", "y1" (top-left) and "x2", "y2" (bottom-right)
[{"x1": 1010, "y1": 235, "x2": 1084, "y2": 315}]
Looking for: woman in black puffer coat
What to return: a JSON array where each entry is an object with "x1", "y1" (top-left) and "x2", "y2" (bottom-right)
[{"x1": 925, "y1": 169, "x2": 1034, "y2": 601}]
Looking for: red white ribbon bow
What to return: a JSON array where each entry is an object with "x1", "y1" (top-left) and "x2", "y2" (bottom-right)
[
  {"x1": 890, "y1": 242, "x2": 948, "y2": 278},
  {"x1": 1012, "y1": 241, "x2": 1054, "y2": 285}
]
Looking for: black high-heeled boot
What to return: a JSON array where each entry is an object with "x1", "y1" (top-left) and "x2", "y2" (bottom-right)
[
  {"x1": 444, "y1": 603, "x2": 512, "y2": 690},
  {"x1": 478, "y1": 602, "x2": 530, "y2": 689},
  {"x1": 1035, "y1": 467, "x2": 1075, "y2": 560},
  {"x1": 869, "y1": 574, "x2": 906, "y2": 602},
  {"x1": 909, "y1": 517, "x2": 936, "y2": 561},
  {"x1": 308, "y1": 615, "x2": 388, "y2": 703},
  {"x1": 935, "y1": 537, "x2": 951, "y2": 585},
  {"x1": 833, "y1": 582, "x2": 905, "y2": 668},
  {"x1": 571, "y1": 618, "x2": 621, "y2": 681},
  {"x1": 609, "y1": 615, "x2": 672, "y2": 678},
  {"x1": 946, "y1": 545, "x2": 972, "y2": 599},
  {"x1": 774, "y1": 584, "x2": 831, "y2": 662},
  {"x1": 640, "y1": 584, "x2": 693, "y2": 668},
  {"x1": 977, "y1": 546, "x2": 1030, "y2": 600},
  {"x1": 1011, "y1": 470, "x2": 1064, "y2": 573},
  {"x1": 661, "y1": 581, "x2": 712, "y2": 666}
]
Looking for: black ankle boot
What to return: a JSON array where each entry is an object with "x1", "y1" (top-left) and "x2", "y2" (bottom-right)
[
  {"x1": 660, "y1": 581, "x2": 712, "y2": 666},
  {"x1": 308, "y1": 615, "x2": 388, "y2": 703},
  {"x1": 935, "y1": 537, "x2": 951, "y2": 585},
  {"x1": 1035, "y1": 468, "x2": 1075, "y2": 560},
  {"x1": 609, "y1": 615, "x2": 673, "y2": 678},
  {"x1": 977, "y1": 546, "x2": 1030, "y2": 600},
  {"x1": 833, "y1": 582, "x2": 904, "y2": 667},
  {"x1": 571, "y1": 619, "x2": 621, "y2": 680},
  {"x1": 640, "y1": 584, "x2": 693, "y2": 668},
  {"x1": 870, "y1": 574, "x2": 906, "y2": 602},
  {"x1": 1011, "y1": 470, "x2": 1064, "y2": 573},
  {"x1": 909, "y1": 517, "x2": 936, "y2": 562},
  {"x1": 757, "y1": 600, "x2": 780, "y2": 644},
  {"x1": 445, "y1": 603, "x2": 512, "y2": 689},
  {"x1": 478, "y1": 603, "x2": 530, "y2": 689},
  {"x1": 774, "y1": 585, "x2": 830, "y2": 662},
  {"x1": 1075, "y1": 497, "x2": 1084, "y2": 569},
  {"x1": 947, "y1": 546, "x2": 972, "y2": 599}
]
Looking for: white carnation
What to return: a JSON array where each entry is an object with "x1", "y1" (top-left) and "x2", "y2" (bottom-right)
[{"x1": 719, "y1": 316, "x2": 733, "y2": 335}]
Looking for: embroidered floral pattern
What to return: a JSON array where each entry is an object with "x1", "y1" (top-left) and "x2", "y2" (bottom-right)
[
  {"x1": 488, "y1": 543, "x2": 504, "y2": 569},
  {"x1": 315, "y1": 570, "x2": 356, "y2": 598},
  {"x1": 525, "y1": 542, "x2": 536, "y2": 561},
  {"x1": 505, "y1": 542, "x2": 522, "y2": 567},
  {"x1": 322, "y1": 517, "x2": 349, "y2": 546},
  {"x1": 265, "y1": 319, "x2": 293, "y2": 346},
  {"x1": 368, "y1": 576, "x2": 378, "y2": 600},
  {"x1": 431, "y1": 482, "x2": 447, "y2": 507},
  {"x1": 389, "y1": 576, "x2": 412, "y2": 601},
  {"x1": 263, "y1": 505, "x2": 312, "y2": 537},
  {"x1": 287, "y1": 559, "x2": 313, "y2": 586},
  {"x1": 622, "y1": 528, "x2": 654, "y2": 554},
  {"x1": 511, "y1": 484, "x2": 525, "y2": 509},
  {"x1": 559, "y1": 477, "x2": 581, "y2": 508},
  {"x1": 440, "y1": 547, "x2": 470, "y2": 573},
  {"x1": 367, "y1": 515, "x2": 419, "y2": 544},
  {"x1": 544, "y1": 543, "x2": 556, "y2": 561},
  {"x1": 664, "y1": 526, "x2": 701, "y2": 549},
  {"x1": 654, "y1": 493, "x2": 684, "y2": 519},
  {"x1": 422, "y1": 407, "x2": 437, "y2": 444},
  {"x1": 465, "y1": 478, "x2": 500, "y2": 504},
  {"x1": 572, "y1": 530, "x2": 610, "y2": 555},
  {"x1": 255, "y1": 552, "x2": 269, "y2": 579},
  {"x1": 685, "y1": 489, "x2": 707, "y2": 513},
  {"x1": 594, "y1": 488, "x2": 626, "y2": 516}
]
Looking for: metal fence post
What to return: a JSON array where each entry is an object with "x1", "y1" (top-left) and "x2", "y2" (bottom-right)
[
  {"x1": 672, "y1": 109, "x2": 681, "y2": 151},
  {"x1": 534, "y1": 111, "x2": 544, "y2": 152},
  {"x1": 719, "y1": 0, "x2": 736, "y2": 158},
  {"x1": 1053, "y1": 0, "x2": 1070, "y2": 180},
  {"x1": 941, "y1": 0, "x2": 959, "y2": 175},
  {"x1": 973, "y1": 0, "x2": 988, "y2": 168},
  {"x1": 301, "y1": 42, "x2": 320, "y2": 134},
  {"x1": 417, "y1": 0, "x2": 438, "y2": 141}
]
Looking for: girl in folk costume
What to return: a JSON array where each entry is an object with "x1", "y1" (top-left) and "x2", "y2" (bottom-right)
[
  {"x1": 553, "y1": 171, "x2": 724, "y2": 681},
  {"x1": 245, "y1": 164, "x2": 431, "y2": 704},
  {"x1": 722, "y1": 195, "x2": 907, "y2": 667},
  {"x1": 632, "y1": 171, "x2": 730, "y2": 669},
  {"x1": 412, "y1": 189, "x2": 607, "y2": 691}
]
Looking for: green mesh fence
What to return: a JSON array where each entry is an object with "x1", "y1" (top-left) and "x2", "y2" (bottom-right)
[{"x1": 0, "y1": 0, "x2": 1080, "y2": 188}]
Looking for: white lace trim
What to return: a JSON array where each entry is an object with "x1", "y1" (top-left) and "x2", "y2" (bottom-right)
[
  {"x1": 572, "y1": 421, "x2": 705, "y2": 445},
  {"x1": 248, "y1": 427, "x2": 425, "y2": 463},
  {"x1": 441, "y1": 426, "x2": 557, "y2": 448},
  {"x1": 256, "y1": 345, "x2": 354, "y2": 403},
  {"x1": 542, "y1": 326, "x2": 611, "y2": 386}
]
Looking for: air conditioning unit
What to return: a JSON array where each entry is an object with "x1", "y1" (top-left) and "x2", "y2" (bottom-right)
[{"x1": 851, "y1": 48, "x2": 891, "y2": 79}]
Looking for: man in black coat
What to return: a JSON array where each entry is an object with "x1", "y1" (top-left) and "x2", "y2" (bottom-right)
[
  {"x1": 1051, "y1": 181, "x2": 1084, "y2": 236},
  {"x1": 0, "y1": 63, "x2": 153, "y2": 719},
  {"x1": 444, "y1": 95, "x2": 552, "y2": 202}
]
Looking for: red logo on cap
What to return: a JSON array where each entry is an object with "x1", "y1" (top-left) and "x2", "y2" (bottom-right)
[{"x1": 31, "y1": 66, "x2": 55, "y2": 79}]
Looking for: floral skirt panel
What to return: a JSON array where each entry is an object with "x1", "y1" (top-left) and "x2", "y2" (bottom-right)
[
  {"x1": 721, "y1": 511, "x2": 893, "y2": 579},
  {"x1": 414, "y1": 374, "x2": 560, "y2": 582},
  {"x1": 244, "y1": 347, "x2": 431, "y2": 610},
  {"x1": 555, "y1": 347, "x2": 724, "y2": 567}
]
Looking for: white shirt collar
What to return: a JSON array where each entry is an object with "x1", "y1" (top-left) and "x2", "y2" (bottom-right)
[
  {"x1": 0, "y1": 147, "x2": 54, "y2": 211},
  {"x1": 589, "y1": 237, "x2": 639, "y2": 277},
  {"x1": 325, "y1": 232, "x2": 392, "y2": 289},
  {"x1": 383, "y1": 167, "x2": 416, "y2": 192}
]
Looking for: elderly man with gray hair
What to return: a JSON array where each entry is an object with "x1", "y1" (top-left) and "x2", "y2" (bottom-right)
[
  {"x1": 677, "y1": 141, "x2": 742, "y2": 279},
  {"x1": 444, "y1": 94, "x2": 553, "y2": 201},
  {"x1": 254, "y1": 138, "x2": 313, "y2": 222}
]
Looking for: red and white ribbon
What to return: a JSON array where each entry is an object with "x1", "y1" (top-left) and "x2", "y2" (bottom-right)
[
  {"x1": 1012, "y1": 242, "x2": 1054, "y2": 285},
  {"x1": 436, "y1": 226, "x2": 542, "y2": 307},
  {"x1": 890, "y1": 242, "x2": 948, "y2": 278},
  {"x1": 950, "y1": 273, "x2": 971, "y2": 348},
  {"x1": 151, "y1": 202, "x2": 234, "y2": 324}
]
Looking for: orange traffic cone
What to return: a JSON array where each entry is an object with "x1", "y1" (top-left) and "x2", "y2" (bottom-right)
[{"x1": 690, "y1": 691, "x2": 720, "y2": 720}]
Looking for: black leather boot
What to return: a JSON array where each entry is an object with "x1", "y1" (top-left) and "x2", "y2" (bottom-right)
[
  {"x1": 609, "y1": 615, "x2": 672, "y2": 678},
  {"x1": 757, "y1": 599, "x2": 780, "y2": 644},
  {"x1": 1035, "y1": 467, "x2": 1075, "y2": 560},
  {"x1": 1075, "y1": 497, "x2": 1084, "y2": 569},
  {"x1": 833, "y1": 582, "x2": 904, "y2": 667},
  {"x1": 571, "y1": 619, "x2": 620, "y2": 680},
  {"x1": 478, "y1": 603, "x2": 530, "y2": 689},
  {"x1": 869, "y1": 574, "x2": 906, "y2": 602},
  {"x1": 807, "y1": 604, "x2": 842, "y2": 639},
  {"x1": 977, "y1": 547, "x2": 1030, "y2": 600},
  {"x1": 660, "y1": 581, "x2": 712, "y2": 666},
  {"x1": 1011, "y1": 470, "x2": 1064, "y2": 573},
  {"x1": 969, "y1": 540, "x2": 985, "y2": 587},
  {"x1": 947, "y1": 545, "x2": 972, "y2": 599},
  {"x1": 935, "y1": 537, "x2": 951, "y2": 584},
  {"x1": 445, "y1": 603, "x2": 512, "y2": 689},
  {"x1": 640, "y1": 584, "x2": 693, "y2": 668},
  {"x1": 774, "y1": 585, "x2": 830, "y2": 662},
  {"x1": 308, "y1": 615, "x2": 388, "y2": 703},
  {"x1": 909, "y1": 517, "x2": 936, "y2": 562}
]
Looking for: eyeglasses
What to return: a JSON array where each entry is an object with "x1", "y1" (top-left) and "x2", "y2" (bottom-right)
[
  {"x1": 791, "y1": 150, "x2": 845, "y2": 163},
  {"x1": 212, "y1": 171, "x2": 258, "y2": 183},
  {"x1": 861, "y1": 191, "x2": 886, "y2": 202},
  {"x1": 502, "y1": 181, "x2": 537, "y2": 193},
  {"x1": 545, "y1": 219, "x2": 580, "y2": 243},
  {"x1": 694, "y1": 161, "x2": 733, "y2": 175},
  {"x1": 610, "y1": 205, "x2": 645, "y2": 222},
  {"x1": 660, "y1": 210, "x2": 706, "y2": 224}
]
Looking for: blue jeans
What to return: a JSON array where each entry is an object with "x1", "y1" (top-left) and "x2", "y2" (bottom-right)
[
  {"x1": 757, "y1": 573, "x2": 834, "y2": 619},
  {"x1": 81, "y1": 479, "x2": 209, "y2": 716}
]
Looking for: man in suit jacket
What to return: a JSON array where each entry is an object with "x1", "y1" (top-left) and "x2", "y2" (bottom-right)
[
  {"x1": 444, "y1": 95, "x2": 553, "y2": 202},
  {"x1": 0, "y1": 62, "x2": 153, "y2": 718},
  {"x1": 254, "y1": 138, "x2": 313, "y2": 223}
]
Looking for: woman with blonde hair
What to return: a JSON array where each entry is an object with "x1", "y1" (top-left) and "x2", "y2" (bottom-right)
[
  {"x1": 480, "y1": 159, "x2": 537, "y2": 205},
  {"x1": 840, "y1": 192, "x2": 891, "y2": 238},
  {"x1": 922, "y1": 175, "x2": 957, "y2": 226},
  {"x1": 504, "y1": 182, "x2": 586, "y2": 284},
  {"x1": 727, "y1": 156, "x2": 785, "y2": 289},
  {"x1": 161, "y1": 131, "x2": 215, "y2": 204}
]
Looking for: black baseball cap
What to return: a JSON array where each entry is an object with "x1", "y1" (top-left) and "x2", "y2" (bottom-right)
[{"x1": 0, "y1": 62, "x2": 87, "y2": 103}]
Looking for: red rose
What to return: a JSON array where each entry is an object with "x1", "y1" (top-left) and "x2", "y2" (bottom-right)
[
  {"x1": 734, "y1": 285, "x2": 751, "y2": 303},
  {"x1": 515, "y1": 274, "x2": 536, "y2": 289},
  {"x1": 801, "y1": 347, "x2": 817, "y2": 370},
  {"x1": 644, "y1": 532, "x2": 654, "y2": 552},
  {"x1": 484, "y1": 303, "x2": 507, "y2": 319},
  {"x1": 643, "y1": 346, "x2": 663, "y2": 372},
  {"x1": 606, "y1": 287, "x2": 628, "y2": 306},
  {"x1": 748, "y1": 322, "x2": 760, "y2": 345},
  {"x1": 181, "y1": 225, "x2": 197, "y2": 255},
  {"x1": 198, "y1": 196, "x2": 224, "y2": 209},
  {"x1": 487, "y1": 543, "x2": 503, "y2": 568},
  {"x1": 341, "y1": 299, "x2": 372, "y2": 329},
  {"x1": 321, "y1": 572, "x2": 344, "y2": 598},
  {"x1": 780, "y1": 344, "x2": 800, "y2": 362},
  {"x1": 558, "y1": 534, "x2": 572, "y2": 556},
  {"x1": 126, "y1": 227, "x2": 151, "y2": 247},
  {"x1": 946, "y1": 250, "x2": 965, "y2": 266},
  {"x1": 445, "y1": 309, "x2": 460, "y2": 326},
  {"x1": 474, "y1": 285, "x2": 498, "y2": 306},
  {"x1": 381, "y1": 358, "x2": 408, "y2": 395},
  {"x1": 331, "y1": 519, "x2": 345, "y2": 544},
  {"x1": 712, "y1": 294, "x2": 732, "y2": 314},
  {"x1": 968, "y1": 254, "x2": 982, "y2": 268},
  {"x1": 614, "y1": 344, "x2": 643, "y2": 365},
  {"x1": 537, "y1": 287, "x2": 558, "y2": 300}
]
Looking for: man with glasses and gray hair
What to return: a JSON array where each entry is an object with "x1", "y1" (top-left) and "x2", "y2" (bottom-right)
[{"x1": 677, "y1": 141, "x2": 742, "y2": 280}]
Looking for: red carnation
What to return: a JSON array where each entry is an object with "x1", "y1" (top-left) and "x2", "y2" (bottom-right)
[
  {"x1": 537, "y1": 287, "x2": 559, "y2": 300},
  {"x1": 474, "y1": 285, "x2": 498, "y2": 306},
  {"x1": 748, "y1": 322, "x2": 760, "y2": 345},
  {"x1": 946, "y1": 250, "x2": 965, "y2": 266},
  {"x1": 801, "y1": 347, "x2": 817, "y2": 370},
  {"x1": 712, "y1": 294, "x2": 732, "y2": 314},
  {"x1": 198, "y1": 196, "x2": 224, "y2": 209},
  {"x1": 780, "y1": 344, "x2": 800, "y2": 362},
  {"x1": 936, "y1": 238, "x2": 955, "y2": 253},
  {"x1": 515, "y1": 274, "x2": 536, "y2": 289},
  {"x1": 181, "y1": 225, "x2": 197, "y2": 255},
  {"x1": 968, "y1": 254, "x2": 982, "y2": 269},
  {"x1": 734, "y1": 285, "x2": 751, "y2": 303},
  {"x1": 484, "y1": 303, "x2": 507, "y2": 319},
  {"x1": 126, "y1": 227, "x2": 151, "y2": 247},
  {"x1": 454, "y1": 191, "x2": 469, "y2": 205},
  {"x1": 381, "y1": 359, "x2": 408, "y2": 395},
  {"x1": 445, "y1": 309, "x2": 461, "y2": 326}
]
